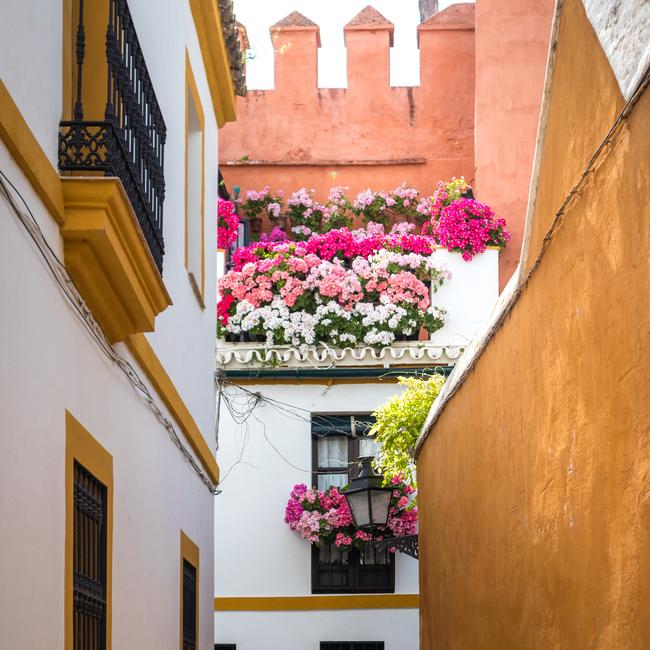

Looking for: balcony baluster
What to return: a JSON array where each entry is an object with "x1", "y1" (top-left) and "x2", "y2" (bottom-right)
[{"x1": 59, "y1": 0, "x2": 167, "y2": 272}]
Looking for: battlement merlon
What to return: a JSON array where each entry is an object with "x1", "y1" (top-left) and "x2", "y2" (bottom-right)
[
  {"x1": 418, "y1": 3, "x2": 475, "y2": 95},
  {"x1": 270, "y1": 11, "x2": 321, "y2": 93},
  {"x1": 344, "y1": 6, "x2": 394, "y2": 88}
]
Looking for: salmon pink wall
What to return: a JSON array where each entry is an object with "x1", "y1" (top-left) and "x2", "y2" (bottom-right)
[
  {"x1": 474, "y1": 0, "x2": 555, "y2": 285},
  {"x1": 219, "y1": 5, "x2": 475, "y2": 225}
]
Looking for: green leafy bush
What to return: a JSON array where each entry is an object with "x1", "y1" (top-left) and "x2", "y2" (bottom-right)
[{"x1": 370, "y1": 374, "x2": 445, "y2": 484}]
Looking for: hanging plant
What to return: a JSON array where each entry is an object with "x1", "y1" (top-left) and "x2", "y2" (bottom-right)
[
  {"x1": 370, "y1": 374, "x2": 446, "y2": 485},
  {"x1": 284, "y1": 480, "x2": 417, "y2": 550}
]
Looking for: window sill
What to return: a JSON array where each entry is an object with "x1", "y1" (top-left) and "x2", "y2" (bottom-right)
[{"x1": 60, "y1": 177, "x2": 172, "y2": 343}]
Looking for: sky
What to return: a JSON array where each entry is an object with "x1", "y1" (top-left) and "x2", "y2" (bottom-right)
[{"x1": 233, "y1": 0, "x2": 474, "y2": 89}]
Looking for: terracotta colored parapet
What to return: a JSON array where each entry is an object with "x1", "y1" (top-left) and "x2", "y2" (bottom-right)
[
  {"x1": 270, "y1": 11, "x2": 320, "y2": 94},
  {"x1": 344, "y1": 6, "x2": 394, "y2": 88}
]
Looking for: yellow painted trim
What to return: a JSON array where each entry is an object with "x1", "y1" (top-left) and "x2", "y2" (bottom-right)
[
  {"x1": 0, "y1": 80, "x2": 65, "y2": 224},
  {"x1": 60, "y1": 177, "x2": 172, "y2": 343},
  {"x1": 189, "y1": 0, "x2": 237, "y2": 127},
  {"x1": 214, "y1": 594, "x2": 420, "y2": 611},
  {"x1": 65, "y1": 411, "x2": 113, "y2": 650},
  {"x1": 185, "y1": 52, "x2": 206, "y2": 306},
  {"x1": 180, "y1": 531, "x2": 200, "y2": 650},
  {"x1": 126, "y1": 333, "x2": 220, "y2": 485}
]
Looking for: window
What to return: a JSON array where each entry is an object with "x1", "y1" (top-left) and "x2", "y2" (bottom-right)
[
  {"x1": 320, "y1": 641, "x2": 384, "y2": 650},
  {"x1": 214, "y1": 645, "x2": 237, "y2": 650},
  {"x1": 65, "y1": 411, "x2": 113, "y2": 650},
  {"x1": 73, "y1": 462, "x2": 108, "y2": 650},
  {"x1": 185, "y1": 52, "x2": 205, "y2": 305},
  {"x1": 180, "y1": 531, "x2": 200, "y2": 650},
  {"x1": 311, "y1": 415, "x2": 394, "y2": 594},
  {"x1": 183, "y1": 561, "x2": 197, "y2": 650}
]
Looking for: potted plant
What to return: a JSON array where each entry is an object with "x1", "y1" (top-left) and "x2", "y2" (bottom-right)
[{"x1": 238, "y1": 186, "x2": 284, "y2": 238}]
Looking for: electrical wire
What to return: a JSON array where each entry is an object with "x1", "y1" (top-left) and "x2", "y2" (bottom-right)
[
  {"x1": 214, "y1": 373, "x2": 384, "y2": 480},
  {"x1": 0, "y1": 169, "x2": 220, "y2": 495}
]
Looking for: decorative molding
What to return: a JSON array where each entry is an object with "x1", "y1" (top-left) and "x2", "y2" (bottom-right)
[
  {"x1": 217, "y1": 341, "x2": 464, "y2": 370},
  {"x1": 189, "y1": 0, "x2": 237, "y2": 127},
  {"x1": 214, "y1": 594, "x2": 419, "y2": 612},
  {"x1": 126, "y1": 333, "x2": 220, "y2": 485},
  {"x1": 60, "y1": 177, "x2": 172, "y2": 344},
  {"x1": 0, "y1": 79, "x2": 65, "y2": 224},
  {"x1": 222, "y1": 158, "x2": 427, "y2": 167}
]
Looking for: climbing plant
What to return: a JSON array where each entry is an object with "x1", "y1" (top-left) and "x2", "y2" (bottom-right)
[{"x1": 370, "y1": 373, "x2": 446, "y2": 485}]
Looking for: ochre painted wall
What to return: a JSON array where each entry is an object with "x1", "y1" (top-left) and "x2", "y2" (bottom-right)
[
  {"x1": 474, "y1": 0, "x2": 555, "y2": 286},
  {"x1": 219, "y1": 7, "x2": 475, "y2": 226},
  {"x1": 417, "y1": 1, "x2": 650, "y2": 647}
]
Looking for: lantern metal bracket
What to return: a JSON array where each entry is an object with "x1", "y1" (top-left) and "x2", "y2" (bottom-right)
[{"x1": 371, "y1": 534, "x2": 419, "y2": 559}]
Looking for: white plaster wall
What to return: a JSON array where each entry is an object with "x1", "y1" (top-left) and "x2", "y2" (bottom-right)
[
  {"x1": 214, "y1": 382, "x2": 419, "y2": 647},
  {"x1": 0, "y1": 145, "x2": 215, "y2": 648},
  {"x1": 429, "y1": 248, "x2": 499, "y2": 347},
  {"x1": 127, "y1": 0, "x2": 220, "y2": 445},
  {"x1": 582, "y1": 0, "x2": 650, "y2": 100},
  {"x1": 0, "y1": 0, "x2": 219, "y2": 448},
  {"x1": 0, "y1": 0, "x2": 62, "y2": 167},
  {"x1": 214, "y1": 609, "x2": 419, "y2": 650}
]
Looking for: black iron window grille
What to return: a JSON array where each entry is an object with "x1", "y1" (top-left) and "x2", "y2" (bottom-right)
[
  {"x1": 311, "y1": 415, "x2": 394, "y2": 594},
  {"x1": 320, "y1": 641, "x2": 384, "y2": 650},
  {"x1": 73, "y1": 461, "x2": 108, "y2": 650},
  {"x1": 183, "y1": 560, "x2": 197, "y2": 650},
  {"x1": 59, "y1": 0, "x2": 167, "y2": 272}
]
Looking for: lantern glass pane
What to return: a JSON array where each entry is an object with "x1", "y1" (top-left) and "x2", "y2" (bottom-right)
[
  {"x1": 370, "y1": 489, "x2": 392, "y2": 527},
  {"x1": 347, "y1": 491, "x2": 371, "y2": 527}
]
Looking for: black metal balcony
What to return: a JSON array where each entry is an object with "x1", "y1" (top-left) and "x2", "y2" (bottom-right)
[{"x1": 59, "y1": 0, "x2": 167, "y2": 272}]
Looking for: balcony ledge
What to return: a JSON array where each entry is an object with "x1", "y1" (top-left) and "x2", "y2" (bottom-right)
[
  {"x1": 216, "y1": 340, "x2": 464, "y2": 370},
  {"x1": 60, "y1": 177, "x2": 172, "y2": 343}
]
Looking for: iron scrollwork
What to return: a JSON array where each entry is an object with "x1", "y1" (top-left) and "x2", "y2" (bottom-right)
[
  {"x1": 371, "y1": 534, "x2": 419, "y2": 559},
  {"x1": 59, "y1": 0, "x2": 167, "y2": 273}
]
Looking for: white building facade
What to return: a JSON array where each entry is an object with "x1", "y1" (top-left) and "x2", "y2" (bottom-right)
[
  {"x1": 0, "y1": 1, "x2": 242, "y2": 648},
  {"x1": 214, "y1": 250, "x2": 499, "y2": 650}
]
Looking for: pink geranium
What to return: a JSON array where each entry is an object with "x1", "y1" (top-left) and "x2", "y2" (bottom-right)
[
  {"x1": 217, "y1": 199, "x2": 239, "y2": 248},
  {"x1": 436, "y1": 198, "x2": 510, "y2": 261},
  {"x1": 284, "y1": 480, "x2": 416, "y2": 550}
]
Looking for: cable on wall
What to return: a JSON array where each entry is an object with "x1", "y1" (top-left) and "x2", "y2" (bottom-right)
[{"x1": 0, "y1": 169, "x2": 220, "y2": 495}]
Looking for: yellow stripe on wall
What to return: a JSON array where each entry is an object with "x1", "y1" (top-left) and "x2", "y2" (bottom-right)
[
  {"x1": 214, "y1": 594, "x2": 419, "y2": 612},
  {"x1": 0, "y1": 79, "x2": 65, "y2": 224},
  {"x1": 126, "y1": 333, "x2": 220, "y2": 485}
]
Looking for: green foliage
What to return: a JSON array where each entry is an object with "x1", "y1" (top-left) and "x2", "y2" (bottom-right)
[{"x1": 370, "y1": 373, "x2": 445, "y2": 484}]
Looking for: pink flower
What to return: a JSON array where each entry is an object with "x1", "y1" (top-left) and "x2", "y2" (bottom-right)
[
  {"x1": 434, "y1": 198, "x2": 510, "y2": 260},
  {"x1": 335, "y1": 532, "x2": 353, "y2": 547}
]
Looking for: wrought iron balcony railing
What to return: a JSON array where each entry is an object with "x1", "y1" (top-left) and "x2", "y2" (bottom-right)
[{"x1": 59, "y1": 0, "x2": 167, "y2": 272}]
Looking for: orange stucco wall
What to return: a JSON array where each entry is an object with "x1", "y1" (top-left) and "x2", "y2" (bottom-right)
[
  {"x1": 219, "y1": 8, "x2": 475, "y2": 226},
  {"x1": 417, "y1": 1, "x2": 650, "y2": 647},
  {"x1": 474, "y1": 0, "x2": 555, "y2": 286}
]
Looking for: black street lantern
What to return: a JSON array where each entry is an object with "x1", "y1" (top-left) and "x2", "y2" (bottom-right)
[{"x1": 343, "y1": 457, "x2": 393, "y2": 530}]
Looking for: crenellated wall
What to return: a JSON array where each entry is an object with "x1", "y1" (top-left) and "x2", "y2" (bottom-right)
[
  {"x1": 220, "y1": 2, "x2": 553, "y2": 287},
  {"x1": 219, "y1": 5, "x2": 476, "y2": 211}
]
